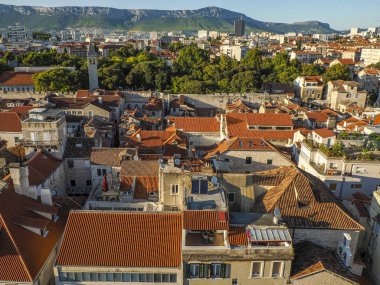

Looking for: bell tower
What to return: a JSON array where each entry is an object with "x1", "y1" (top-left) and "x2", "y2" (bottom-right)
[{"x1": 87, "y1": 40, "x2": 99, "y2": 91}]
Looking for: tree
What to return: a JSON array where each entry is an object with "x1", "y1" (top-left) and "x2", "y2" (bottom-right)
[
  {"x1": 32, "y1": 68, "x2": 80, "y2": 92},
  {"x1": 322, "y1": 64, "x2": 350, "y2": 83},
  {"x1": 231, "y1": 71, "x2": 260, "y2": 93},
  {"x1": 0, "y1": 61, "x2": 11, "y2": 75},
  {"x1": 301, "y1": 64, "x2": 324, "y2": 76}
]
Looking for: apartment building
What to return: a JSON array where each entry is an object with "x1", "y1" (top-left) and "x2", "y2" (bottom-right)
[
  {"x1": 294, "y1": 76, "x2": 324, "y2": 104},
  {"x1": 21, "y1": 109, "x2": 67, "y2": 159},
  {"x1": 361, "y1": 47, "x2": 380, "y2": 66},
  {"x1": 298, "y1": 141, "x2": 380, "y2": 198},
  {"x1": 220, "y1": 45, "x2": 249, "y2": 61},
  {"x1": 290, "y1": 51, "x2": 322, "y2": 64},
  {"x1": 366, "y1": 189, "x2": 380, "y2": 284},
  {"x1": 0, "y1": 112, "x2": 23, "y2": 147},
  {"x1": 357, "y1": 69, "x2": 380, "y2": 98},
  {"x1": 326, "y1": 80, "x2": 368, "y2": 112}
]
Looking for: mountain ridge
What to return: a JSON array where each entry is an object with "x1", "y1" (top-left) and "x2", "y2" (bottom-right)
[{"x1": 0, "y1": 4, "x2": 338, "y2": 34}]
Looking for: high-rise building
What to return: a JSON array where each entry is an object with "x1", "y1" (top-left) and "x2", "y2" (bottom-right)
[
  {"x1": 6, "y1": 24, "x2": 29, "y2": 43},
  {"x1": 234, "y1": 17, "x2": 245, "y2": 37},
  {"x1": 87, "y1": 40, "x2": 99, "y2": 91}
]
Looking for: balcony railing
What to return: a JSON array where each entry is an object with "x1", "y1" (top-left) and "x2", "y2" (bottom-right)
[
  {"x1": 310, "y1": 162, "x2": 342, "y2": 176},
  {"x1": 22, "y1": 140, "x2": 62, "y2": 146}
]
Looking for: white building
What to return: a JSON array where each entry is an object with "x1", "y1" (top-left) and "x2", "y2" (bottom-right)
[
  {"x1": 220, "y1": 45, "x2": 249, "y2": 61},
  {"x1": 361, "y1": 48, "x2": 380, "y2": 66},
  {"x1": 197, "y1": 30, "x2": 209, "y2": 39}
]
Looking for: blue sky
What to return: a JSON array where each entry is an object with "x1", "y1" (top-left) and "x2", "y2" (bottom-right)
[{"x1": 1, "y1": 0, "x2": 379, "y2": 30}]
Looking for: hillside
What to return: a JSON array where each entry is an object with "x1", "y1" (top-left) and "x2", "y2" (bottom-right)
[{"x1": 0, "y1": 5, "x2": 338, "y2": 34}]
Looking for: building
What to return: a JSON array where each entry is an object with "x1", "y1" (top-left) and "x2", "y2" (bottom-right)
[
  {"x1": 290, "y1": 51, "x2": 322, "y2": 64},
  {"x1": 326, "y1": 80, "x2": 368, "y2": 112},
  {"x1": 294, "y1": 76, "x2": 324, "y2": 103},
  {"x1": 220, "y1": 45, "x2": 249, "y2": 61},
  {"x1": 290, "y1": 241, "x2": 359, "y2": 285},
  {"x1": 357, "y1": 69, "x2": 380, "y2": 98},
  {"x1": 54, "y1": 211, "x2": 183, "y2": 285},
  {"x1": 234, "y1": 18, "x2": 245, "y2": 36},
  {"x1": 64, "y1": 137, "x2": 95, "y2": 196},
  {"x1": 0, "y1": 71, "x2": 35, "y2": 93},
  {"x1": 365, "y1": 188, "x2": 380, "y2": 284},
  {"x1": 197, "y1": 30, "x2": 209, "y2": 39},
  {"x1": 6, "y1": 24, "x2": 30, "y2": 43},
  {"x1": 361, "y1": 48, "x2": 380, "y2": 66},
  {"x1": 0, "y1": 112, "x2": 23, "y2": 147},
  {"x1": 0, "y1": 180, "x2": 73, "y2": 285},
  {"x1": 298, "y1": 140, "x2": 380, "y2": 199},
  {"x1": 87, "y1": 41, "x2": 99, "y2": 91},
  {"x1": 21, "y1": 109, "x2": 67, "y2": 159}
]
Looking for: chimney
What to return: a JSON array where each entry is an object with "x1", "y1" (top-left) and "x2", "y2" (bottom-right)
[
  {"x1": 9, "y1": 162, "x2": 32, "y2": 198},
  {"x1": 136, "y1": 133, "x2": 141, "y2": 142},
  {"x1": 179, "y1": 95, "x2": 185, "y2": 105},
  {"x1": 98, "y1": 96, "x2": 102, "y2": 104},
  {"x1": 41, "y1": 188, "x2": 53, "y2": 206}
]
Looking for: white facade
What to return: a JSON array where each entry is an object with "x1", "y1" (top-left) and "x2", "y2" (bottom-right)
[{"x1": 361, "y1": 48, "x2": 380, "y2": 66}]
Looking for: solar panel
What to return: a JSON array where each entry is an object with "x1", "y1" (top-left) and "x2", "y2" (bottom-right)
[
  {"x1": 191, "y1": 180, "x2": 200, "y2": 194},
  {"x1": 200, "y1": 179, "x2": 208, "y2": 194}
]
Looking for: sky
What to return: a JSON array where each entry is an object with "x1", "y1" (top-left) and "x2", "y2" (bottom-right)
[{"x1": 0, "y1": 0, "x2": 379, "y2": 30}]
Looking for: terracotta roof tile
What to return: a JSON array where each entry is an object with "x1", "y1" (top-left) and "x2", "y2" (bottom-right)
[
  {"x1": 91, "y1": 148, "x2": 136, "y2": 167},
  {"x1": 0, "y1": 112, "x2": 22, "y2": 132},
  {"x1": 252, "y1": 167, "x2": 363, "y2": 230},
  {"x1": 291, "y1": 241, "x2": 358, "y2": 283},
  {"x1": 56, "y1": 211, "x2": 183, "y2": 267},
  {"x1": 306, "y1": 111, "x2": 328, "y2": 123},
  {"x1": 9, "y1": 106, "x2": 36, "y2": 117},
  {"x1": 167, "y1": 116, "x2": 220, "y2": 133},
  {"x1": 120, "y1": 160, "x2": 159, "y2": 176},
  {"x1": 27, "y1": 151, "x2": 62, "y2": 186},
  {"x1": 183, "y1": 210, "x2": 229, "y2": 230},
  {"x1": 0, "y1": 72, "x2": 35, "y2": 86},
  {"x1": 313, "y1": 128, "x2": 335, "y2": 138},
  {"x1": 228, "y1": 226, "x2": 248, "y2": 246},
  {"x1": 0, "y1": 182, "x2": 73, "y2": 282}
]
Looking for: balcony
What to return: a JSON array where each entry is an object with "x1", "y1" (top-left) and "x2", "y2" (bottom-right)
[{"x1": 310, "y1": 162, "x2": 342, "y2": 176}]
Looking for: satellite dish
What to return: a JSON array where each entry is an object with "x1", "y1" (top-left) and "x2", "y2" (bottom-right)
[
  {"x1": 174, "y1": 159, "x2": 181, "y2": 166},
  {"x1": 211, "y1": 176, "x2": 218, "y2": 184},
  {"x1": 158, "y1": 158, "x2": 164, "y2": 165},
  {"x1": 274, "y1": 208, "x2": 281, "y2": 218}
]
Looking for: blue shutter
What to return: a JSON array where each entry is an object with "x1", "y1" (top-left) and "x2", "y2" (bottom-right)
[
  {"x1": 200, "y1": 179, "x2": 208, "y2": 194},
  {"x1": 192, "y1": 179, "x2": 200, "y2": 193}
]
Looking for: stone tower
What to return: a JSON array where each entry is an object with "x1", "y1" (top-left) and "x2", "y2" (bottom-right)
[{"x1": 87, "y1": 40, "x2": 99, "y2": 91}]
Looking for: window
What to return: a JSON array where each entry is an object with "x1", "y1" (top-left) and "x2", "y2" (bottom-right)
[
  {"x1": 86, "y1": 180, "x2": 92, "y2": 186},
  {"x1": 211, "y1": 263, "x2": 222, "y2": 278},
  {"x1": 171, "y1": 184, "x2": 179, "y2": 195},
  {"x1": 251, "y1": 262, "x2": 263, "y2": 278},
  {"x1": 97, "y1": 169, "x2": 101, "y2": 176},
  {"x1": 67, "y1": 159, "x2": 74, "y2": 168},
  {"x1": 227, "y1": 192, "x2": 236, "y2": 203},
  {"x1": 271, "y1": 261, "x2": 284, "y2": 278},
  {"x1": 267, "y1": 159, "x2": 273, "y2": 165},
  {"x1": 102, "y1": 169, "x2": 107, "y2": 176},
  {"x1": 245, "y1": 157, "x2": 252, "y2": 164},
  {"x1": 189, "y1": 264, "x2": 200, "y2": 278},
  {"x1": 14, "y1": 137, "x2": 20, "y2": 144},
  {"x1": 70, "y1": 180, "x2": 76, "y2": 187},
  {"x1": 191, "y1": 177, "x2": 208, "y2": 194},
  {"x1": 84, "y1": 160, "x2": 91, "y2": 168},
  {"x1": 328, "y1": 183, "x2": 337, "y2": 191},
  {"x1": 351, "y1": 184, "x2": 362, "y2": 189},
  {"x1": 232, "y1": 279, "x2": 238, "y2": 285}
]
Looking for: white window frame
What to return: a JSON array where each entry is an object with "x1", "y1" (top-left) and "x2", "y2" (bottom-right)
[
  {"x1": 250, "y1": 261, "x2": 264, "y2": 278},
  {"x1": 171, "y1": 184, "x2": 179, "y2": 195},
  {"x1": 270, "y1": 261, "x2": 284, "y2": 278}
]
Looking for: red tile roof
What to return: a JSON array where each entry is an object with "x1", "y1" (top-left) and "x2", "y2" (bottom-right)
[
  {"x1": 0, "y1": 112, "x2": 22, "y2": 132},
  {"x1": 167, "y1": 116, "x2": 220, "y2": 133},
  {"x1": 56, "y1": 211, "x2": 183, "y2": 268},
  {"x1": 245, "y1": 113, "x2": 293, "y2": 127},
  {"x1": 226, "y1": 113, "x2": 294, "y2": 140},
  {"x1": 313, "y1": 128, "x2": 335, "y2": 138},
  {"x1": 183, "y1": 211, "x2": 229, "y2": 230},
  {"x1": 27, "y1": 152, "x2": 62, "y2": 186},
  {"x1": 228, "y1": 226, "x2": 248, "y2": 246},
  {"x1": 252, "y1": 167, "x2": 363, "y2": 230},
  {"x1": 0, "y1": 72, "x2": 35, "y2": 86},
  {"x1": 8, "y1": 106, "x2": 36, "y2": 117},
  {"x1": 306, "y1": 112, "x2": 328, "y2": 123},
  {"x1": 0, "y1": 182, "x2": 73, "y2": 282}
]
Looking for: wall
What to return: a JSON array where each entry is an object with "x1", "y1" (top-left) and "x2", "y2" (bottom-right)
[
  {"x1": 0, "y1": 131, "x2": 23, "y2": 147},
  {"x1": 64, "y1": 158, "x2": 92, "y2": 195},
  {"x1": 160, "y1": 169, "x2": 191, "y2": 211}
]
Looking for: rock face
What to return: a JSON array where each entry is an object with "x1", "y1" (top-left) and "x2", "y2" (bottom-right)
[{"x1": 0, "y1": 4, "x2": 337, "y2": 34}]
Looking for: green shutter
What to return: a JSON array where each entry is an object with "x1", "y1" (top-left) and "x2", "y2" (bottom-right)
[
  {"x1": 186, "y1": 264, "x2": 190, "y2": 278},
  {"x1": 199, "y1": 264, "x2": 204, "y2": 278},
  {"x1": 205, "y1": 264, "x2": 211, "y2": 279},
  {"x1": 221, "y1": 264, "x2": 226, "y2": 278}
]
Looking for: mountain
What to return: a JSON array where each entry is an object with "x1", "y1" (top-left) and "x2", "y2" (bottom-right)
[{"x1": 0, "y1": 5, "x2": 338, "y2": 34}]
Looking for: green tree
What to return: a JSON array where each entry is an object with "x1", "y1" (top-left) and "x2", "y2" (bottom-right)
[
  {"x1": 322, "y1": 64, "x2": 350, "y2": 83},
  {"x1": 301, "y1": 64, "x2": 324, "y2": 76},
  {"x1": 0, "y1": 61, "x2": 11, "y2": 75},
  {"x1": 32, "y1": 68, "x2": 80, "y2": 92}
]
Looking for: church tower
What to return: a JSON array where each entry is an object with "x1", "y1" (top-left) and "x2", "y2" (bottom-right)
[{"x1": 87, "y1": 40, "x2": 99, "y2": 91}]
